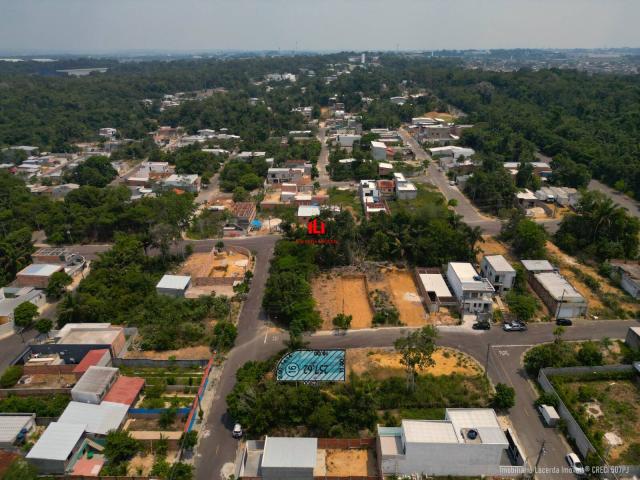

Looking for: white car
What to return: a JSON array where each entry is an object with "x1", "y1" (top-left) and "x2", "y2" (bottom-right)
[
  {"x1": 565, "y1": 452, "x2": 585, "y2": 476},
  {"x1": 232, "y1": 423, "x2": 243, "y2": 439}
]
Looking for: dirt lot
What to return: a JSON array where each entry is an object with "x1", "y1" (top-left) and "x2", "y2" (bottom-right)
[
  {"x1": 124, "y1": 416, "x2": 186, "y2": 432},
  {"x1": 324, "y1": 449, "x2": 377, "y2": 477},
  {"x1": 125, "y1": 345, "x2": 211, "y2": 360},
  {"x1": 546, "y1": 241, "x2": 637, "y2": 313},
  {"x1": 180, "y1": 250, "x2": 249, "y2": 279},
  {"x1": 312, "y1": 274, "x2": 373, "y2": 329},
  {"x1": 476, "y1": 235, "x2": 511, "y2": 262},
  {"x1": 367, "y1": 268, "x2": 428, "y2": 326},
  {"x1": 348, "y1": 347, "x2": 482, "y2": 379},
  {"x1": 18, "y1": 373, "x2": 77, "y2": 388},
  {"x1": 424, "y1": 111, "x2": 456, "y2": 122}
]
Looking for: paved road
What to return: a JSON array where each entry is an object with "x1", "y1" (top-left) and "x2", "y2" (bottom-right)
[
  {"x1": 589, "y1": 179, "x2": 640, "y2": 219},
  {"x1": 316, "y1": 126, "x2": 331, "y2": 186},
  {"x1": 399, "y1": 128, "x2": 503, "y2": 235},
  {"x1": 197, "y1": 311, "x2": 638, "y2": 479},
  {"x1": 194, "y1": 235, "x2": 279, "y2": 480},
  {"x1": 399, "y1": 128, "x2": 561, "y2": 235}
]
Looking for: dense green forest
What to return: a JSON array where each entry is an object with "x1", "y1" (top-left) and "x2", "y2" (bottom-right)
[
  {"x1": 2, "y1": 55, "x2": 639, "y2": 196},
  {"x1": 57, "y1": 234, "x2": 230, "y2": 350}
]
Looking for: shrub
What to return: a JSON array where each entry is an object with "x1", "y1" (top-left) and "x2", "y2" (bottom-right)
[
  {"x1": 492, "y1": 383, "x2": 515, "y2": 410},
  {"x1": 0, "y1": 366, "x2": 24, "y2": 388}
]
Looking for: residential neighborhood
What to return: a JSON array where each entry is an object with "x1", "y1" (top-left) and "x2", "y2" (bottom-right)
[{"x1": 1, "y1": 44, "x2": 640, "y2": 480}]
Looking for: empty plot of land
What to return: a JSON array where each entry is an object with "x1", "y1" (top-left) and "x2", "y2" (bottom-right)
[
  {"x1": 323, "y1": 449, "x2": 377, "y2": 477},
  {"x1": 312, "y1": 274, "x2": 373, "y2": 329},
  {"x1": 124, "y1": 345, "x2": 211, "y2": 360},
  {"x1": 180, "y1": 251, "x2": 249, "y2": 278},
  {"x1": 368, "y1": 268, "x2": 427, "y2": 326},
  {"x1": 348, "y1": 347, "x2": 482, "y2": 379}
]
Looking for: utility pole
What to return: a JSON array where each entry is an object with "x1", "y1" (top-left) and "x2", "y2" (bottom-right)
[
  {"x1": 534, "y1": 439, "x2": 546, "y2": 470},
  {"x1": 484, "y1": 343, "x2": 491, "y2": 378}
]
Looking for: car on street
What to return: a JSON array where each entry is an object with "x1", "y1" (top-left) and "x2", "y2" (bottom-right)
[
  {"x1": 232, "y1": 423, "x2": 243, "y2": 439},
  {"x1": 503, "y1": 321, "x2": 527, "y2": 332},
  {"x1": 472, "y1": 321, "x2": 491, "y2": 330},
  {"x1": 565, "y1": 452, "x2": 586, "y2": 476},
  {"x1": 556, "y1": 318, "x2": 573, "y2": 326}
]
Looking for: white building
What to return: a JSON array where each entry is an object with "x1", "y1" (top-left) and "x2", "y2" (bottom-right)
[
  {"x1": 429, "y1": 146, "x2": 475, "y2": 160},
  {"x1": 57, "y1": 401, "x2": 129, "y2": 436},
  {"x1": 393, "y1": 172, "x2": 417, "y2": 201},
  {"x1": 26, "y1": 422, "x2": 86, "y2": 474},
  {"x1": 0, "y1": 413, "x2": 35, "y2": 448},
  {"x1": 446, "y1": 262, "x2": 495, "y2": 314},
  {"x1": 71, "y1": 366, "x2": 118, "y2": 404},
  {"x1": 267, "y1": 167, "x2": 304, "y2": 185},
  {"x1": 297, "y1": 205, "x2": 321, "y2": 223},
  {"x1": 98, "y1": 128, "x2": 117, "y2": 138},
  {"x1": 335, "y1": 134, "x2": 361, "y2": 147},
  {"x1": 609, "y1": 261, "x2": 640, "y2": 299},
  {"x1": 378, "y1": 409, "x2": 513, "y2": 477},
  {"x1": 480, "y1": 255, "x2": 516, "y2": 296},
  {"x1": 530, "y1": 271, "x2": 587, "y2": 319},
  {"x1": 161, "y1": 174, "x2": 201, "y2": 193},
  {"x1": 371, "y1": 141, "x2": 388, "y2": 161},
  {"x1": 156, "y1": 274, "x2": 191, "y2": 297}
]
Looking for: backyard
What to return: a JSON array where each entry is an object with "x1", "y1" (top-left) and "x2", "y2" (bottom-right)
[{"x1": 551, "y1": 372, "x2": 640, "y2": 464}]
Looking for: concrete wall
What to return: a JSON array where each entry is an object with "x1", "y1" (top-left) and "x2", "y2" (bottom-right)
[
  {"x1": 626, "y1": 328, "x2": 640, "y2": 350},
  {"x1": 620, "y1": 274, "x2": 640, "y2": 299},
  {"x1": 380, "y1": 442, "x2": 508, "y2": 477},
  {"x1": 261, "y1": 466, "x2": 314, "y2": 480}
]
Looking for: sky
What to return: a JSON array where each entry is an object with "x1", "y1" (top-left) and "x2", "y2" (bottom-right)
[{"x1": 1, "y1": 0, "x2": 639, "y2": 54}]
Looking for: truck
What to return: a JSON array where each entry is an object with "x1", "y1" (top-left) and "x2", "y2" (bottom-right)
[{"x1": 538, "y1": 404, "x2": 560, "y2": 427}]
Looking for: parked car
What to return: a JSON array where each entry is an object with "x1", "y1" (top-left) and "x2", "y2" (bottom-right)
[
  {"x1": 503, "y1": 321, "x2": 527, "y2": 332},
  {"x1": 473, "y1": 321, "x2": 491, "y2": 330},
  {"x1": 556, "y1": 318, "x2": 573, "y2": 326},
  {"x1": 565, "y1": 452, "x2": 585, "y2": 476},
  {"x1": 232, "y1": 423, "x2": 243, "y2": 439}
]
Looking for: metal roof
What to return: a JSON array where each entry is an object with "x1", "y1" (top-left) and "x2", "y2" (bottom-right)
[
  {"x1": 58, "y1": 401, "x2": 128, "y2": 435},
  {"x1": 297, "y1": 205, "x2": 320, "y2": 217},
  {"x1": 534, "y1": 272, "x2": 584, "y2": 302},
  {"x1": 483, "y1": 255, "x2": 515, "y2": 273},
  {"x1": 418, "y1": 273, "x2": 452, "y2": 298},
  {"x1": 71, "y1": 366, "x2": 118, "y2": 396},
  {"x1": 261, "y1": 436, "x2": 317, "y2": 469},
  {"x1": 0, "y1": 415, "x2": 34, "y2": 443},
  {"x1": 26, "y1": 422, "x2": 85, "y2": 461},
  {"x1": 156, "y1": 274, "x2": 191, "y2": 291},
  {"x1": 521, "y1": 260, "x2": 554, "y2": 272},
  {"x1": 17, "y1": 263, "x2": 62, "y2": 277}
]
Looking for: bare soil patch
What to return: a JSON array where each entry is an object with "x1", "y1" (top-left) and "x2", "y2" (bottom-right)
[
  {"x1": 312, "y1": 274, "x2": 373, "y2": 329},
  {"x1": 125, "y1": 345, "x2": 211, "y2": 360},
  {"x1": 348, "y1": 347, "x2": 482, "y2": 379},
  {"x1": 324, "y1": 449, "x2": 377, "y2": 477},
  {"x1": 367, "y1": 268, "x2": 428, "y2": 326}
]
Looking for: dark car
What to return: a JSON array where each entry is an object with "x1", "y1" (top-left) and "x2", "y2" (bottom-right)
[
  {"x1": 556, "y1": 318, "x2": 573, "y2": 326},
  {"x1": 472, "y1": 322, "x2": 491, "y2": 330}
]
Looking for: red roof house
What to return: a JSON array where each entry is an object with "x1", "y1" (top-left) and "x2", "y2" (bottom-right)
[{"x1": 103, "y1": 376, "x2": 145, "y2": 407}]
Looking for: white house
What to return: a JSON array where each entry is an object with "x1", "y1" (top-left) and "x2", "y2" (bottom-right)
[
  {"x1": 480, "y1": 255, "x2": 516, "y2": 296},
  {"x1": 156, "y1": 275, "x2": 191, "y2": 297},
  {"x1": 429, "y1": 146, "x2": 475, "y2": 160},
  {"x1": 371, "y1": 141, "x2": 387, "y2": 161},
  {"x1": 335, "y1": 134, "x2": 361, "y2": 147},
  {"x1": 446, "y1": 262, "x2": 494, "y2": 314},
  {"x1": 393, "y1": 172, "x2": 417, "y2": 201},
  {"x1": 609, "y1": 261, "x2": 640, "y2": 299},
  {"x1": 161, "y1": 174, "x2": 201, "y2": 193},
  {"x1": 266, "y1": 167, "x2": 304, "y2": 185},
  {"x1": 378, "y1": 409, "x2": 514, "y2": 477}
]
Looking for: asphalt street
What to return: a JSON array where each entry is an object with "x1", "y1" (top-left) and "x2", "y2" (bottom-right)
[{"x1": 399, "y1": 128, "x2": 561, "y2": 236}]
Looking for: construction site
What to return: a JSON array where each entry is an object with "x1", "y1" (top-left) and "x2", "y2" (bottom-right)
[
  {"x1": 178, "y1": 246, "x2": 252, "y2": 297},
  {"x1": 312, "y1": 264, "x2": 431, "y2": 330}
]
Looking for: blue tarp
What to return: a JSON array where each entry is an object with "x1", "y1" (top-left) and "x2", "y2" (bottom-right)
[{"x1": 251, "y1": 219, "x2": 262, "y2": 228}]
